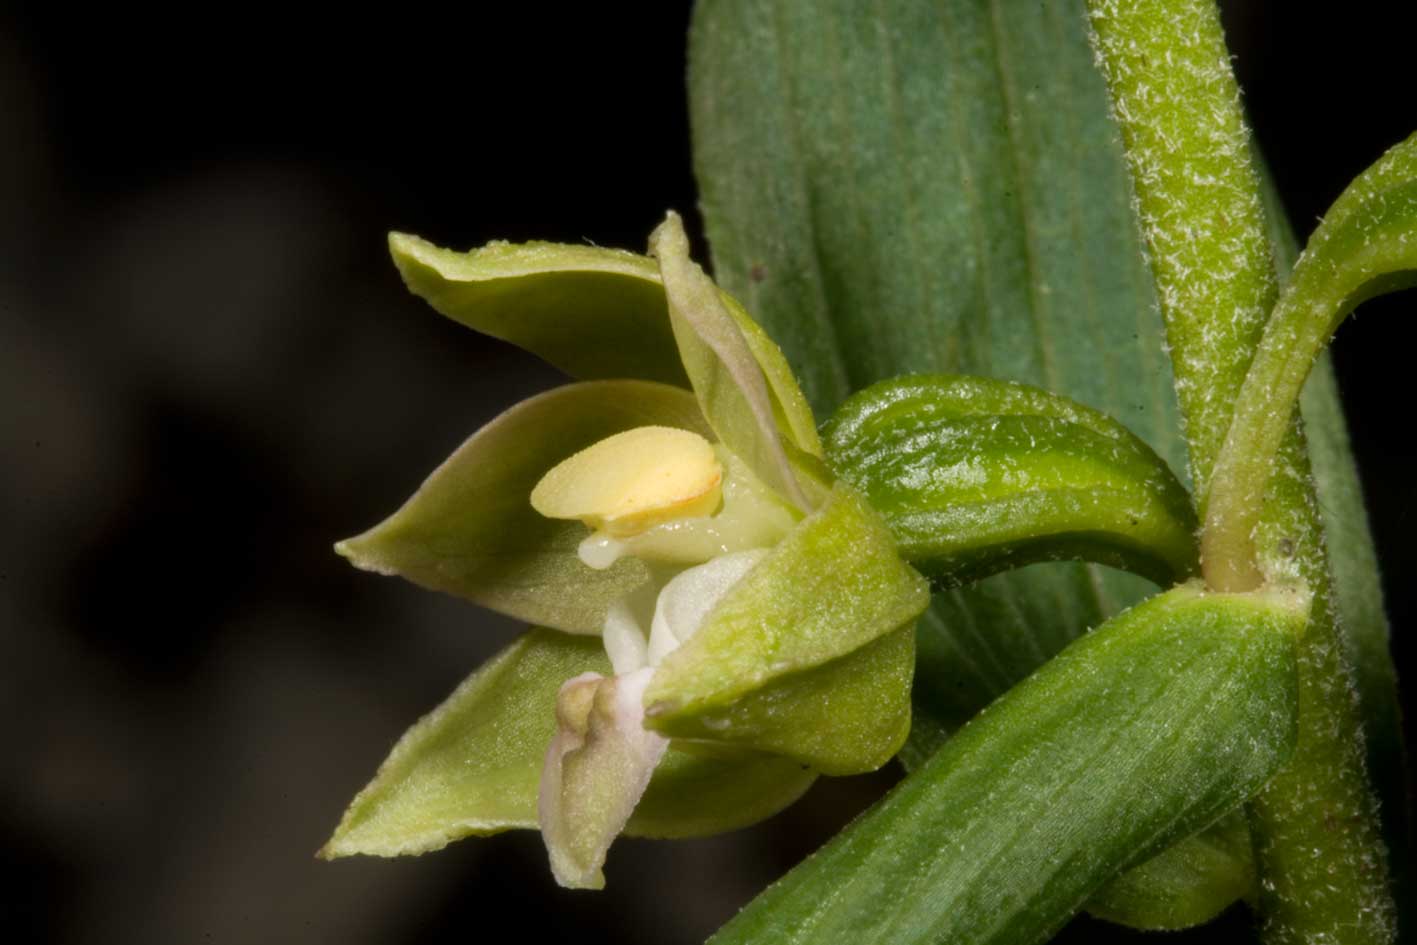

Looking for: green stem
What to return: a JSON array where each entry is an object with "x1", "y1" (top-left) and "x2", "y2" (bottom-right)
[
  {"x1": 1204, "y1": 132, "x2": 1417, "y2": 582},
  {"x1": 1085, "y1": 0, "x2": 1274, "y2": 592},
  {"x1": 1086, "y1": 1, "x2": 1396, "y2": 942}
]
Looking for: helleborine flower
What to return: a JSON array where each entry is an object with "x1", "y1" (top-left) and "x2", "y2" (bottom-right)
[{"x1": 320, "y1": 213, "x2": 930, "y2": 889}]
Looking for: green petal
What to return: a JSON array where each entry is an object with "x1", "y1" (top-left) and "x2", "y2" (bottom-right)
[
  {"x1": 650, "y1": 212, "x2": 812, "y2": 508},
  {"x1": 824, "y1": 374, "x2": 1198, "y2": 587},
  {"x1": 336, "y1": 380, "x2": 707, "y2": 634},
  {"x1": 320, "y1": 629, "x2": 817, "y2": 861},
  {"x1": 644, "y1": 483, "x2": 930, "y2": 774},
  {"x1": 388, "y1": 228, "x2": 822, "y2": 459}
]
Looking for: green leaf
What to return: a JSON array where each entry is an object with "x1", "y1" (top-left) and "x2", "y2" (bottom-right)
[
  {"x1": 645, "y1": 482, "x2": 930, "y2": 774},
  {"x1": 388, "y1": 229, "x2": 822, "y2": 459},
  {"x1": 690, "y1": 0, "x2": 1182, "y2": 747},
  {"x1": 650, "y1": 212, "x2": 811, "y2": 509},
  {"x1": 824, "y1": 374, "x2": 1197, "y2": 587},
  {"x1": 336, "y1": 380, "x2": 709, "y2": 634},
  {"x1": 691, "y1": 0, "x2": 1399, "y2": 931},
  {"x1": 689, "y1": 0, "x2": 1236, "y2": 922},
  {"x1": 320, "y1": 629, "x2": 816, "y2": 860},
  {"x1": 706, "y1": 582, "x2": 1305, "y2": 945},
  {"x1": 1204, "y1": 131, "x2": 1417, "y2": 580},
  {"x1": 1087, "y1": 812, "x2": 1254, "y2": 930}
]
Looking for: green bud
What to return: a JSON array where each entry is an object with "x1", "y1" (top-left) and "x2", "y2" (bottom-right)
[{"x1": 824, "y1": 374, "x2": 1198, "y2": 587}]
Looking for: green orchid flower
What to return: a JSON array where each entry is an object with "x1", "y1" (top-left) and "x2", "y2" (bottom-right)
[{"x1": 321, "y1": 213, "x2": 930, "y2": 889}]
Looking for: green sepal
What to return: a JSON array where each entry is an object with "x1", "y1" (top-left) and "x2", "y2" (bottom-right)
[
  {"x1": 707, "y1": 581, "x2": 1305, "y2": 945},
  {"x1": 644, "y1": 482, "x2": 930, "y2": 775},
  {"x1": 388, "y1": 228, "x2": 822, "y2": 460},
  {"x1": 319, "y1": 629, "x2": 817, "y2": 860},
  {"x1": 1088, "y1": 811, "x2": 1255, "y2": 931},
  {"x1": 632, "y1": 747, "x2": 816, "y2": 840},
  {"x1": 336, "y1": 380, "x2": 708, "y2": 634},
  {"x1": 823, "y1": 375, "x2": 1198, "y2": 587},
  {"x1": 389, "y1": 232, "x2": 683, "y2": 385}
]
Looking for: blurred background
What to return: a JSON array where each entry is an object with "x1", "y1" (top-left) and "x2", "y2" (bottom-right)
[{"x1": 0, "y1": 3, "x2": 1411, "y2": 943}]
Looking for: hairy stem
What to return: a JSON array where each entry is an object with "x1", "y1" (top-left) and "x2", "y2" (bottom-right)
[
  {"x1": 1086, "y1": 1, "x2": 1395, "y2": 942},
  {"x1": 1205, "y1": 132, "x2": 1417, "y2": 584},
  {"x1": 1085, "y1": 0, "x2": 1274, "y2": 590}
]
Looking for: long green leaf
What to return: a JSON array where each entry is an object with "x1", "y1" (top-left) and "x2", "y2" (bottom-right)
[
  {"x1": 707, "y1": 583, "x2": 1305, "y2": 945},
  {"x1": 689, "y1": 0, "x2": 1228, "y2": 924},
  {"x1": 690, "y1": 0, "x2": 1179, "y2": 729},
  {"x1": 690, "y1": 0, "x2": 1402, "y2": 931}
]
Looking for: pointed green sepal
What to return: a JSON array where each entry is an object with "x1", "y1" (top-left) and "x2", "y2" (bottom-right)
[
  {"x1": 336, "y1": 381, "x2": 708, "y2": 634},
  {"x1": 389, "y1": 232, "x2": 685, "y2": 385},
  {"x1": 824, "y1": 375, "x2": 1198, "y2": 587},
  {"x1": 320, "y1": 629, "x2": 600, "y2": 857},
  {"x1": 320, "y1": 629, "x2": 818, "y2": 862},
  {"x1": 388, "y1": 227, "x2": 822, "y2": 460},
  {"x1": 644, "y1": 482, "x2": 930, "y2": 774}
]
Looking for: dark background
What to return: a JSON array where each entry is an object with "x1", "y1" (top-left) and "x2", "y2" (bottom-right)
[{"x1": 1, "y1": 3, "x2": 1411, "y2": 943}]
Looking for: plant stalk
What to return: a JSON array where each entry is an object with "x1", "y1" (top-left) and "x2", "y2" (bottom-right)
[{"x1": 1086, "y1": 0, "x2": 1396, "y2": 941}]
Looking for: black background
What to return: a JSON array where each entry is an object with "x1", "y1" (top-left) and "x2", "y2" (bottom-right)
[{"x1": 1, "y1": 3, "x2": 1411, "y2": 943}]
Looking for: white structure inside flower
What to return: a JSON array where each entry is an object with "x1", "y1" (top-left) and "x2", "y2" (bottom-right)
[{"x1": 530, "y1": 424, "x2": 795, "y2": 889}]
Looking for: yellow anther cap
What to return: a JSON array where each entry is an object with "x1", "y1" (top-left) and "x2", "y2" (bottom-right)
[{"x1": 531, "y1": 426, "x2": 723, "y2": 537}]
